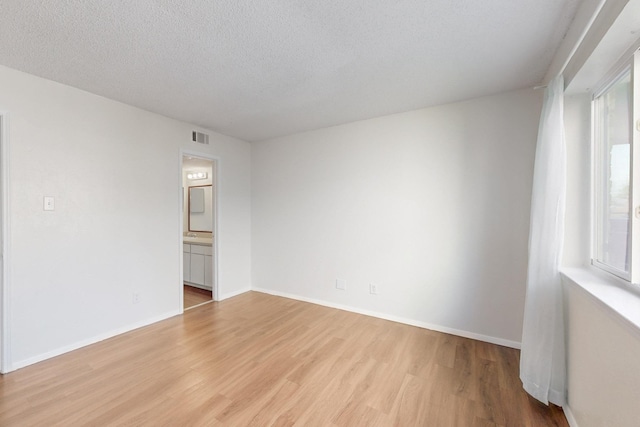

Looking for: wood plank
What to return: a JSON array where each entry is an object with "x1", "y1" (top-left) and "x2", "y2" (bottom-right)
[
  {"x1": 0, "y1": 291, "x2": 568, "y2": 426},
  {"x1": 184, "y1": 285, "x2": 212, "y2": 309}
]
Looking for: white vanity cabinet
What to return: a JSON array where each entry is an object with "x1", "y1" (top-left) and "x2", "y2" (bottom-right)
[
  {"x1": 183, "y1": 244, "x2": 191, "y2": 282},
  {"x1": 183, "y1": 242, "x2": 213, "y2": 290}
]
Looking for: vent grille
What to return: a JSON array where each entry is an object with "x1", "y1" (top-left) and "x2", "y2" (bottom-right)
[{"x1": 192, "y1": 131, "x2": 209, "y2": 145}]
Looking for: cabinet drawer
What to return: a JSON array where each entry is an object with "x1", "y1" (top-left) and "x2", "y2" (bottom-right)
[
  {"x1": 183, "y1": 244, "x2": 191, "y2": 253},
  {"x1": 190, "y1": 244, "x2": 212, "y2": 256}
]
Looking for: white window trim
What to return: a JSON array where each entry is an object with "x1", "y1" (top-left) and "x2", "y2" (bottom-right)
[
  {"x1": 561, "y1": 267, "x2": 640, "y2": 340},
  {"x1": 631, "y1": 50, "x2": 640, "y2": 285},
  {"x1": 590, "y1": 51, "x2": 640, "y2": 285}
]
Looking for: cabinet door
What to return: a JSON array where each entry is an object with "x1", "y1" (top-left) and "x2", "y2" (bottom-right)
[
  {"x1": 190, "y1": 253, "x2": 205, "y2": 285},
  {"x1": 204, "y1": 255, "x2": 213, "y2": 288},
  {"x1": 183, "y1": 252, "x2": 191, "y2": 282}
]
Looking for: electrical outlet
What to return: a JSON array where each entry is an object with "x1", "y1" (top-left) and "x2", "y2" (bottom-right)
[
  {"x1": 369, "y1": 283, "x2": 378, "y2": 295},
  {"x1": 336, "y1": 279, "x2": 346, "y2": 291},
  {"x1": 132, "y1": 292, "x2": 141, "y2": 304}
]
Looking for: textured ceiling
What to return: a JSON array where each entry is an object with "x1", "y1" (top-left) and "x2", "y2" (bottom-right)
[{"x1": 0, "y1": 0, "x2": 580, "y2": 142}]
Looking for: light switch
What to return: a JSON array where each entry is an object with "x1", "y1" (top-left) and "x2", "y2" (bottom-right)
[{"x1": 44, "y1": 196, "x2": 55, "y2": 211}]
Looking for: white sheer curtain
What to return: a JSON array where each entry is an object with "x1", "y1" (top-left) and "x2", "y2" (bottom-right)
[{"x1": 519, "y1": 75, "x2": 567, "y2": 406}]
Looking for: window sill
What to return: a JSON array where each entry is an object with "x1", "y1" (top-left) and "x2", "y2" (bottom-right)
[{"x1": 561, "y1": 267, "x2": 640, "y2": 338}]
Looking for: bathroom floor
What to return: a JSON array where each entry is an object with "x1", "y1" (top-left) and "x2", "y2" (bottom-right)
[{"x1": 184, "y1": 285, "x2": 212, "y2": 309}]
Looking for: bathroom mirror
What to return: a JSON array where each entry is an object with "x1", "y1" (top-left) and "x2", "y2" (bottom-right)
[{"x1": 188, "y1": 185, "x2": 213, "y2": 232}]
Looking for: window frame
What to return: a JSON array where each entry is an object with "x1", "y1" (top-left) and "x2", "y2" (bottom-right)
[{"x1": 591, "y1": 51, "x2": 639, "y2": 284}]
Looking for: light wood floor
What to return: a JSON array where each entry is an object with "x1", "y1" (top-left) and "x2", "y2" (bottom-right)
[
  {"x1": 184, "y1": 284, "x2": 213, "y2": 309},
  {"x1": 0, "y1": 292, "x2": 567, "y2": 426}
]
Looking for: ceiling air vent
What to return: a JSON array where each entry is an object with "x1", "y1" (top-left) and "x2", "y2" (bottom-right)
[{"x1": 192, "y1": 131, "x2": 209, "y2": 145}]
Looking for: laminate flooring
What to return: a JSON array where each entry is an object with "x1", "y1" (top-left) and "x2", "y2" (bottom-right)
[
  {"x1": 0, "y1": 291, "x2": 568, "y2": 426},
  {"x1": 184, "y1": 285, "x2": 213, "y2": 310}
]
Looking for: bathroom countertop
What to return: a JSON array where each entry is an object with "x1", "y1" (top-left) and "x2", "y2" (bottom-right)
[{"x1": 183, "y1": 236, "x2": 213, "y2": 246}]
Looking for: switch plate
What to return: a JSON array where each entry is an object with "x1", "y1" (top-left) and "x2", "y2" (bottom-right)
[
  {"x1": 43, "y1": 196, "x2": 55, "y2": 211},
  {"x1": 336, "y1": 279, "x2": 346, "y2": 291},
  {"x1": 369, "y1": 283, "x2": 379, "y2": 295}
]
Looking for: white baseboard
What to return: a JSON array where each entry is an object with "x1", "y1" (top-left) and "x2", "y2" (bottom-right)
[
  {"x1": 563, "y1": 405, "x2": 579, "y2": 427},
  {"x1": 9, "y1": 287, "x2": 521, "y2": 372},
  {"x1": 10, "y1": 309, "x2": 181, "y2": 372},
  {"x1": 251, "y1": 287, "x2": 521, "y2": 349},
  {"x1": 218, "y1": 287, "x2": 251, "y2": 301}
]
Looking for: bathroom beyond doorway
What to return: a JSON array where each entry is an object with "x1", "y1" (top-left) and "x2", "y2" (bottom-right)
[{"x1": 182, "y1": 155, "x2": 216, "y2": 309}]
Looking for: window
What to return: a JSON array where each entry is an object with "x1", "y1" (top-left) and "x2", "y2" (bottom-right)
[{"x1": 592, "y1": 50, "x2": 639, "y2": 282}]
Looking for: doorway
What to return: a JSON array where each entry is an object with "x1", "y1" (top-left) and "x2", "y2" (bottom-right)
[
  {"x1": 0, "y1": 114, "x2": 5, "y2": 372},
  {"x1": 181, "y1": 154, "x2": 217, "y2": 310}
]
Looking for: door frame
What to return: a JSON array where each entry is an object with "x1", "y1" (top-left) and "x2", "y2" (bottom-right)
[
  {"x1": 0, "y1": 113, "x2": 12, "y2": 373},
  {"x1": 179, "y1": 150, "x2": 219, "y2": 309}
]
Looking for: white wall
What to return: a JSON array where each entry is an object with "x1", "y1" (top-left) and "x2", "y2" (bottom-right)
[
  {"x1": 563, "y1": 94, "x2": 591, "y2": 268},
  {"x1": 564, "y1": 280, "x2": 640, "y2": 427},
  {"x1": 251, "y1": 88, "x2": 542, "y2": 346},
  {"x1": 562, "y1": 93, "x2": 640, "y2": 427},
  {"x1": 0, "y1": 65, "x2": 251, "y2": 369}
]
